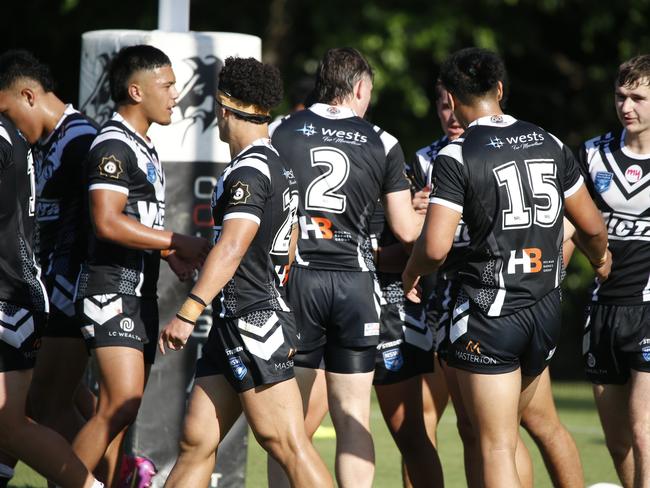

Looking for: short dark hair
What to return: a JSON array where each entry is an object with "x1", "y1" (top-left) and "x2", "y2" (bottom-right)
[
  {"x1": 617, "y1": 55, "x2": 650, "y2": 89},
  {"x1": 109, "y1": 45, "x2": 171, "y2": 105},
  {"x1": 433, "y1": 79, "x2": 446, "y2": 103},
  {"x1": 218, "y1": 57, "x2": 283, "y2": 112},
  {"x1": 0, "y1": 50, "x2": 55, "y2": 92},
  {"x1": 314, "y1": 48, "x2": 373, "y2": 104},
  {"x1": 440, "y1": 48, "x2": 507, "y2": 105}
]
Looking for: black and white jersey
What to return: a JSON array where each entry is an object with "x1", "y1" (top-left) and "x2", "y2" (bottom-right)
[
  {"x1": 579, "y1": 129, "x2": 650, "y2": 304},
  {"x1": 0, "y1": 115, "x2": 48, "y2": 312},
  {"x1": 409, "y1": 135, "x2": 450, "y2": 191},
  {"x1": 271, "y1": 103, "x2": 410, "y2": 272},
  {"x1": 33, "y1": 105, "x2": 96, "y2": 314},
  {"x1": 76, "y1": 113, "x2": 165, "y2": 299},
  {"x1": 212, "y1": 139, "x2": 298, "y2": 318},
  {"x1": 431, "y1": 115, "x2": 582, "y2": 317}
]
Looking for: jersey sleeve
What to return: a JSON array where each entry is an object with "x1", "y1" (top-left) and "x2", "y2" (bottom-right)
[
  {"x1": 86, "y1": 140, "x2": 135, "y2": 196},
  {"x1": 0, "y1": 132, "x2": 12, "y2": 172},
  {"x1": 560, "y1": 144, "x2": 584, "y2": 199},
  {"x1": 406, "y1": 155, "x2": 428, "y2": 191},
  {"x1": 382, "y1": 142, "x2": 411, "y2": 194},
  {"x1": 429, "y1": 153, "x2": 466, "y2": 214},
  {"x1": 222, "y1": 162, "x2": 271, "y2": 225}
]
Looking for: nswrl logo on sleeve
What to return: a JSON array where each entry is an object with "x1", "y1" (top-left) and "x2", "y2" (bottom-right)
[{"x1": 594, "y1": 171, "x2": 613, "y2": 193}]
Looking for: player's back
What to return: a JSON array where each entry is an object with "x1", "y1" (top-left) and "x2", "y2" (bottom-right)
[
  {"x1": 272, "y1": 103, "x2": 408, "y2": 272},
  {"x1": 433, "y1": 115, "x2": 582, "y2": 316}
]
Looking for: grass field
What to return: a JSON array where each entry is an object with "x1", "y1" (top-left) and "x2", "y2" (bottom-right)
[{"x1": 10, "y1": 381, "x2": 621, "y2": 487}]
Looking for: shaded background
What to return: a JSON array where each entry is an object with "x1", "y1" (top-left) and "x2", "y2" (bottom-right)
[{"x1": 4, "y1": 0, "x2": 650, "y2": 378}]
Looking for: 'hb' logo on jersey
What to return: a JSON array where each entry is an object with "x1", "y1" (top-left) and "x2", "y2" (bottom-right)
[
  {"x1": 299, "y1": 216, "x2": 333, "y2": 239},
  {"x1": 138, "y1": 201, "x2": 165, "y2": 230},
  {"x1": 507, "y1": 247, "x2": 542, "y2": 274}
]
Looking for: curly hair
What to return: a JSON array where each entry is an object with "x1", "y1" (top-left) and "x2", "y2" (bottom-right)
[
  {"x1": 0, "y1": 50, "x2": 55, "y2": 92},
  {"x1": 218, "y1": 57, "x2": 283, "y2": 111},
  {"x1": 440, "y1": 48, "x2": 508, "y2": 106}
]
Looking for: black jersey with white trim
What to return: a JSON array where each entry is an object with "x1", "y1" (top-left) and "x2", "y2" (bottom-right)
[
  {"x1": 579, "y1": 129, "x2": 650, "y2": 304},
  {"x1": 212, "y1": 139, "x2": 298, "y2": 318},
  {"x1": 33, "y1": 105, "x2": 96, "y2": 303},
  {"x1": 0, "y1": 115, "x2": 48, "y2": 312},
  {"x1": 76, "y1": 113, "x2": 165, "y2": 299},
  {"x1": 271, "y1": 103, "x2": 410, "y2": 272},
  {"x1": 431, "y1": 115, "x2": 582, "y2": 317}
]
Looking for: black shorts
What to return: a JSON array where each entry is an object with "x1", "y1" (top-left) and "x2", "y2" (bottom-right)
[
  {"x1": 77, "y1": 294, "x2": 159, "y2": 364},
  {"x1": 447, "y1": 288, "x2": 561, "y2": 376},
  {"x1": 288, "y1": 267, "x2": 381, "y2": 351},
  {"x1": 583, "y1": 303, "x2": 650, "y2": 385},
  {"x1": 374, "y1": 301, "x2": 434, "y2": 385},
  {"x1": 43, "y1": 274, "x2": 84, "y2": 339},
  {"x1": 196, "y1": 309, "x2": 297, "y2": 393},
  {"x1": 0, "y1": 301, "x2": 46, "y2": 372},
  {"x1": 427, "y1": 279, "x2": 458, "y2": 360}
]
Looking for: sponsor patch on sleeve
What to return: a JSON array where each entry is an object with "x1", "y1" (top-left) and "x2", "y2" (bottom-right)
[
  {"x1": 98, "y1": 155, "x2": 123, "y2": 179},
  {"x1": 229, "y1": 181, "x2": 251, "y2": 205},
  {"x1": 364, "y1": 322, "x2": 380, "y2": 336}
]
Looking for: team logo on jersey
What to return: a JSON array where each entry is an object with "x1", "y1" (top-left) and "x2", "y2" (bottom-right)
[
  {"x1": 364, "y1": 322, "x2": 380, "y2": 336},
  {"x1": 490, "y1": 115, "x2": 503, "y2": 123},
  {"x1": 642, "y1": 347, "x2": 650, "y2": 362},
  {"x1": 146, "y1": 162, "x2": 157, "y2": 183},
  {"x1": 229, "y1": 181, "x2": 251, "y2": 205},
  {"x1": 228, "y1": 355, "x2": 248, "y2": 381},
  {"x1": 486, "y1": 136, "x2": 504, "y2": 149},
  {"x1": 296, "y1": 123, "x2": 317, "y2": 137},
  {"x1": 594, "y1": 171, "x2": 613, "y2": 193},
  {"x1": 98, "y1": 155, "x2": 123, "y2": 179},
  {"x1": 507, "y1": 248, "x2": 543, "y2": 274},
  {"x1": 382, "y1": 348, "x2": 404, "y2": 371},
  {"x1": 625, "y1": 164, "x2": 643, "y2": 183},
  {"x1": 327, "y1": 106, "x2": 340, "y2": 115}
]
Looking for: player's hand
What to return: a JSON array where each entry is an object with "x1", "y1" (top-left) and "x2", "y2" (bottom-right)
[
  {"x1": 158, "y1": 316, "x2": 194, "y2": 354},
  {"x1": 593, "y1": 249, "x2": 612, "y2": 282},
  {"x1": 402, "y1": 271, "x2": 422, "y2": 303},
  {"x1": 166, "y1": 252, "x2": 195, "y2": 281},
  {"x1": 412, "y1": 185, "x2": 431, "y2": 215},
  {"x1": 171, "y1": 234, "x2": 211, "y2": 267}
]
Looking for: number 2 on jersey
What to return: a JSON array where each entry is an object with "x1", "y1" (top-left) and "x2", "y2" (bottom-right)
[
  {"x1": 493, "y1": 159, "x2": 561, "y2": 230},
  {"x1": 271, "y1": 187, "x2": 299, "y2": 255},
  {"x1": 305, "y1": 147, "x2": 351, "y2": 213}
]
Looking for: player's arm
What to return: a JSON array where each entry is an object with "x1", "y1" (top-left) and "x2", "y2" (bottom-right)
[
  {"x1": 90, "y1": 189, "x2": 208, "y2": 263},
  {"x1": 564, "y1": 184, "x2": 610, "y2": 280},
  {"x1": 159, "y1": 217, "x2": 259, "y2": 353},
  {"x1": 402, "y1": 203, "x2": 461, "y2": 302},
  {"x1": 288, "y1": 223, "x2": 298, "y2": 267},
  {"x1": 383, "y1": 189, "x2": 424, "y2": 244},
  {"x1": 562, "y1": 218, "x2": 577, "y2": 266}
]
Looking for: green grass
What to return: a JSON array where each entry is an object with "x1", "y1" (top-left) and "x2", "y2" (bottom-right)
[{"x1": 11, "y1": 381, "x2": 621, "y2": 487}]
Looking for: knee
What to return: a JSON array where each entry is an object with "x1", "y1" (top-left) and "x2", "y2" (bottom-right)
[
  {"x1": 605, "y1": 436, "x2": 632, "y2": 465},
  {"x1": 97, "y1": 396, "x2": 142, "y2": 434},
  {"x1": 630, "y1": 422, "x2": 650, "y2": 453},
  {"x1": 256, "y1": 431, "x2": 304, "y2": 465},
  {"x1": 179, "y1": 417, "x2": 219, "y2": 458},
  {"x1": 521, "y1": 411, "x2": 557, "y2": 443}
]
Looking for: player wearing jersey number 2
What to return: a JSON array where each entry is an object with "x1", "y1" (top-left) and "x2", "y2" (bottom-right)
[{"x1": 403, "y1": 48, "x2": 610, "y2": 488}]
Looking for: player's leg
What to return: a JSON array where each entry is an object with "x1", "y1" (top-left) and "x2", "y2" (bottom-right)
[
  {"x1": 420, "y1": 358, "x2": 449, "y2": 447},
  {"x1": 0, "y1": 369, "x2": 100, "y2": 488},
  {"x1": 520, "y1": 367, "x2": 584, "y2": 487},
  {"x1": 628, "y1": 370, "x2": 650, "y2": 487},
  {"x1": 28, "y1": 336, "x2": 89, "y2": 441},
  {"x1": 267, "y1": 365, "x2": 328, "y2": 488},
  {"x1": 244, "y1": 377, "x2": 333, "y2": 487},
  {"x1": 72, "y1": 346, "x2": 146, "y2": 474},
  {"x1": 164, "y1": 374, "x2": 242, "y2": 487},
  {"x1": 375, "y1": 375, "x2": 443, "y2": 487},
  {"x1": 593, "y1": 383, "x2": 634, "y2": 486},
  {"x1": 326, "y1": 365, "x2": 375, "y2": 488}
]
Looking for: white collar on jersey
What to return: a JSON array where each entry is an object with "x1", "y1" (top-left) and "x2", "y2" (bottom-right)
[
  {"x1": 468, "y1": 114, "x2": 517, "y2": 128},
  {"x1": 620, "y1": 129, "x2": 650, "y2": 160},
  {"x1": 111, "y1": 112, "x2": 156, "y2": 149},
  {"x1": 233, "y1": 137, "x2": 279, "y2": 160},
  {"x1": 309, "y1": 103, "x2": 357, "y2": 119},
  {"x1": 38, "y1": 104, "x2": 78, "y2": 146}
]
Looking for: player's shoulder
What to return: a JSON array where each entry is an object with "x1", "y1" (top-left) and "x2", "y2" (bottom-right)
[
  {"x1": 230, "y1": 140, "x2": 277, "y2": 181},
  {"x1": 0, "y1": 115, "x2": 14, "y2": 147},
  {"x1": 437, "y1": 136, "x2": 465, "y2": 164},
  {"x1": 582, "y1": 130, "x2": 618, "y2": 153},
  {"x1": 60, "y1": 107, "x2": 98, "y2": 135},
  {"x1": 371, "y1": 124, "x2": 400, "y2": 156},
  {"x1": 415, "y1": 136, "x2": 450, "y2": 164}
]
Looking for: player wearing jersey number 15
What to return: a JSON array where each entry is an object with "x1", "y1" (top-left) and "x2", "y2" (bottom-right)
[{"x1": 403, "y1": 47, "x2": 610, "y2": 488}]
